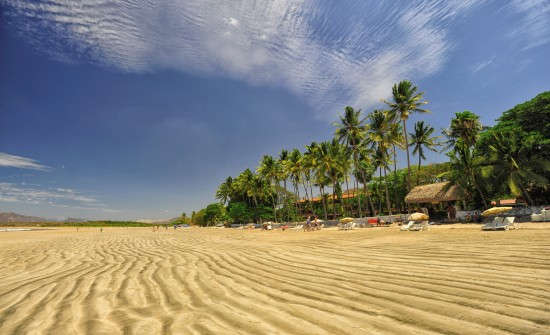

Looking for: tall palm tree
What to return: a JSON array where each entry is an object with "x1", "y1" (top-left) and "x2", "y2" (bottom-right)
[
  {"x1": 236, "y1": 169, "x2": 264, "y2": 223},
  {"x1": 304, "y1": 142, "x2": 319, "y2": 213},
  {"x1": 334, "y1": 106, "x2": 367, "y2": 217},
  {"x1": 215, "y1": 176, "x2": 234, "y2": 205},
  {"x1": 444, "y1": 140, "x2": 489, "y2": 208},
  {"x1": 384, "y1": 80, "x2": 429, "y2": 192},
  {"x1": 288, "y1": 149, "x2": 303, "y2": 217},
  {"x1": 388, "y1": 122, "x2": 404, "y2": 211},
  {"x1": 278, "y1": 149, "x2": 290, "y2": 214},
  {"x1": 409, "y1": 121, "x2": 440, "y2": 185},
  {"x1": 355, "y1": 147, "x2": 376, "y2": 215},
  {"x1": 257, "y1": 155, "x2": 280, "y2": 222},
  {"x1": 312, "y1": 142, "x2": 330, "y2": 220},
  {"x1": 367, "y1": 110, "x2": 394, "y2": 215},
  {"x1": 444, "y1": 111, "x2": 482, "y2": 150}
]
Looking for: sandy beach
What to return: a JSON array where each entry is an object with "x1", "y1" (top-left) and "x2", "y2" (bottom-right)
[{"x1": 0, "y1": 224, "x2": 549, "y2": 335}]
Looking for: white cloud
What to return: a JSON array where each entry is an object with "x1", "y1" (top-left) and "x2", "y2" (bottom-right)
[
  {"x1": 471, "y1": 56, "x2": 495, "y2": 73},
  {"x1": 508, "y1": 0, "x2": 550, "y2": 50},
  {"x1": 3, "y1": 1, "x2": 505, "y2": 118},
  {"x1": 0, "y1": 152, "x2": 50, "y2": 171},
  {"x1": 0, "y1": 183, "x2": 113, "y2": 210}
]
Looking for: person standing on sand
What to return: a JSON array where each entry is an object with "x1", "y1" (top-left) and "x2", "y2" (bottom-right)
[{"x1": 306, "y1": 215, "x2": 311, "y2": 232}]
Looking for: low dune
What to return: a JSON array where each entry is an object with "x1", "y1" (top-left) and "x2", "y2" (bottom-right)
[{"x1": 0, "y1": 224, "x2": 549, "y2": 334}]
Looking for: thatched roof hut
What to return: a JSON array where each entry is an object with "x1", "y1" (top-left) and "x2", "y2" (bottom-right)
[{"x1": 405, "y1": 182, "x2": 462, "y2": 204}]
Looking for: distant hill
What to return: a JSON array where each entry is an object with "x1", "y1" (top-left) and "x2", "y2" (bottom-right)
[
  {"x1": 0, "y1": 212, "x2": 47, "y2": 223},
  {"x1": 65, "y1": 217, "x2": 88, "y2": 222}
]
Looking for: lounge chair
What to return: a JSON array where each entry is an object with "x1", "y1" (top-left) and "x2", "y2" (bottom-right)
[
  {"x1": 482, "y1": 217, "x2": 504, "y2": 231},
  {"x1": 409, "y1": 221, "x2": 429, "y2": 231},
  {"x1": 400, "y1": 221, "x2": 415, "y2": 231},
  {"x1": 504, "y1": 216, "x2": 518, "y2": 229},
  {"x1": 293, "y1": 224, "x2": 303, "y2": 230},
  {"x1": 493, "y1": 216, "x2": 516, "y2": 230}
]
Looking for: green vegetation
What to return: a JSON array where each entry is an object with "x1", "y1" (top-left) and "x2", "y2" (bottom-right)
[{"x1": 203, "y1": 86, "x2": 550, "y2": 224}]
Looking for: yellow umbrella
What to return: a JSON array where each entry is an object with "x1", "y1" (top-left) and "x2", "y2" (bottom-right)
[
  {"x1": 409, "y1": 212, "x2": 429, "y2": 221},
  {"x1": 340, "y1": 217, "x2": 354, "y2": 223},
  {"x1": 482, "y1": 207, "x2": 513, "y2": 217}
]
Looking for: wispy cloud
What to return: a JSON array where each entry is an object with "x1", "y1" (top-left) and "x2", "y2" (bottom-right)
[
  {"x1": 3, "y1": 1, "x2": 509, "y2": 117},
  {"x1": 0, "y1": 183, "x2": 117, "y2": 213},
  {"x1": 507, "y1": 0, "x2": 550, "y2": 50},
  {"x1": 471, "y1": 56, "x2": 496, "y2": 73},
  {"x1": 0, "y1": 152, "x2": 50, "y2": 171}
]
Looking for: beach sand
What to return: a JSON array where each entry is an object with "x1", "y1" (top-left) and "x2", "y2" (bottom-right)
[{"x1": 0, "y1": 224, "x2": 549, "y2": 334}]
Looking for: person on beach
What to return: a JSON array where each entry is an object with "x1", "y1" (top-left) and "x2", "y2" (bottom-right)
[{"x1": 305, "y1": 215, "x2": 311, "y2": 232}]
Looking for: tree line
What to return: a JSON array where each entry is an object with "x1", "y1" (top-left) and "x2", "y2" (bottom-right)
[{"x1": 186, "y1": 84, "x2": 550, "y2": 226}]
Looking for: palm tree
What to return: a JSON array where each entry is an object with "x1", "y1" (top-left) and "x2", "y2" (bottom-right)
[
  {"x1": 303, "y1": 142, "x2": 319, "y2": 214},
  {"x1": 215, "y1": 176, "x2": 234, "y2": 205},
  {"x1": 444, "y1": 111, "x2": 482, "y2": 150},
  {"x1": 235, "y1": 169, "x2": 264, "y2": 223},
  {"x1": 441, "y1": 111, "x2": 488, "y2": 208},
  {"x1": 288, "y1": 149, "x2": 303, "y2": 216},
  {"x1": 257, "y1": 155, "x2": 280, "y2": 222},
  {"x1": 385, "y1": 80, "x2": 429, "y2": 192},
  {"x1": 334, "y1": 106, "x2": 367, "y2": 217},
  {"x1": 355, "y1": 147, "x2": 376, "y2": 215},
  {"x1": 444, "y1": 140, "x2": 489, "y2": 208},
  {"x1": 367, "y1": 110, "x2": 394, "y2": 215},
  {"x1": 485, "y1": 131, "x2": 550, "y2": 205},
  {"x1": 409, "y1": 121, "x2": 440, "y2": 185},
  {"x1": 388, "y1": 122, "x2": 404, "y2": 211}
]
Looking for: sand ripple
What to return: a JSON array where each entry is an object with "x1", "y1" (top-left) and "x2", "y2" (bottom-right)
[{"x1": 0, "y1": 226, "x2": 549, "y2": 334}]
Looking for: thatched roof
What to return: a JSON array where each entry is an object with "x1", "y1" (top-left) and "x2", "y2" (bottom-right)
[{"x1": 405, "y1": 182, "x2": 462, "y2": 204}]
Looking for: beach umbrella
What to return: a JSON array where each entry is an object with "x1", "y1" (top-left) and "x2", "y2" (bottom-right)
[
  {"x1": 340, "y1": 217, "x2": 354, "y2": 223},
  {"x1": 408, "y1": 212, "x2": 429, "y2": 221},
  {"x1": 482, "y1": 207, "x2": 513, "y2": 217}
]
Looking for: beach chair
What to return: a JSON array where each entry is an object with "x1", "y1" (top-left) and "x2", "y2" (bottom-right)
[
  {"x1": 293, "y1": 224, "x2": 303, "y2": 230},
  {"x1": 482, "y1": 217, "x2": 503, "y2": 231},
  {"x1": 400, "y1": 221, "x2": 415, "y2": 231},
  {"x1": 347, "y1": 222, "x2": 356, "y2": 230},
  {"x1": 504, "y1": 216, "x2": 518, "y2": 230},
  {"x1": 409, "y1": 221, "x2": 429, "y2": 231},
  {"x1": 494, "y1": 217, "x2": 516, "y2": 230}
]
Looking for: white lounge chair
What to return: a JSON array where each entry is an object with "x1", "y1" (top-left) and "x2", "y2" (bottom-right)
[
  {"x1": 493, "y1": 216, "x2": 516, "y2": 230},
  {"x1": 482, "y1": 217, "x2": 504, "y2": 231},
  {"x1": 293, "y1": 224, "x2": 304, "y2": 230},
  {"x1": 400, "y1": 221, "x2": 415, "y2": 231},
  {"x1": 504, "y1": 216, "x2": 518, "y2": 229},
  {"x1": 409, "y1": 221, "x2": 429, "y2": 231}
]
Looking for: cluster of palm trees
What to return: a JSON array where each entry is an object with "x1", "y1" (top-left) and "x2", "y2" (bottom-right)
[{"x1": 217, "y1": 80, "x2": 442, "y2": 222}]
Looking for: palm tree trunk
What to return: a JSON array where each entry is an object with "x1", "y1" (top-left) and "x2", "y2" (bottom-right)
[
  {"x1": 320, "y1": 186, "x2": 328, "y2": 220},
  {"x1": 378, "y1": 167, "x2": 383, "y2": 215},
  {"x1": 518, "y1": 180, "x2": 534, "y2": 206},
  {"x1": 332, "y1": 180, "x2": 337, "y2": 219},
  {"x1": 363, "y1": 182, "x2": 376, "y2": 216},
  {"x1": 402, "y1": 119, "x2": 412, "y2": 192},
  {"x1": 253, "y1": 195, "x2": 261, "y2": 224},
  {"x1": 417, "y1": 152, "x2": 422, "y2": 186},
  {"x1": 308, "y1": 180, "x2": 314, "y2": 213},
  {"x1": 384, "y1": 168, "x2": 393, "y2": 218},
  {"x1": 472, "y1": 174, "x2": 488, "y2": 209},
  {"x1": 393, "y1": 145, "x2": 400, "y2": 212},
  {"x1": 344, "y1": 176, "x2": 351, "y2": 217},
  {"x1": 275, "y1": 180, "x2": 281, "y2": 223},
  {"x1": 293, "y1": 183, "x2": 299, "y2": 219},
  {"x1": 296, "y1": 183, "x2": 301, "y2": 218},
  {"x1": 353, "y1": 153, "x2": 363, "y2": 217}
]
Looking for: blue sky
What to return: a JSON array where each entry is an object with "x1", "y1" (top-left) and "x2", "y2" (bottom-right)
[{"x1": 1, "y1": 0, "x2": 549, "y2": 220}]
